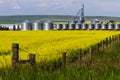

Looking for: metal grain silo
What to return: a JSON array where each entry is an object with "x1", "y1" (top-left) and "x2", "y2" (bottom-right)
[
  {"x1": 13, "y1": 25, "x2": 17, "y2": 30},
  {"x1": 33, "y1": 20, "x2": 43, "y2": 30},
  {"x1": 82, "y1": 23, "x2": 88, "y2": 30},
  {"x1": 16, "y1": 24, "x2": 21, "y2": 30},
  {"x1": 56, "y1": 23, "x2": 62, "y2": 30},
  {"x1": 69, "y1": 22, "x2": 75, "y2": 30},
  {"x1": 75, "y1": 23, "x2": 82, "y2": 30},
  {"x1": 94, "y1": 24, "x2": 101, "y2": 30},
  {"x1": 115, "y1": 24, "x2": 120, "y2": 30},
  {"x1": 88, "y1": 24, "x2": 95, "y2": 30},
  {"x1": 43, "y1": 21, "x2": 53, "y2": 30},
  {"x1": 21, "y1": 20, "x2": 32, "y2": 30},
  {"x1": 62, "y1": 24, "x2": 69, "y2": 30},
  {"x1": 101, "y1": 24, "x2": 108, "y2": 30},
  {"x1": 108, "y1": 23, "x2": 114, "y2": 30},
  {"x1": 14, "y1": 24, "x2": 21, "y2": 30}
]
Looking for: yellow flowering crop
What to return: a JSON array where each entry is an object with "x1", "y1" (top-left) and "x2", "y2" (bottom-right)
[{"x1": 0, "y1": 30, "x2": 119, "y2": 68}]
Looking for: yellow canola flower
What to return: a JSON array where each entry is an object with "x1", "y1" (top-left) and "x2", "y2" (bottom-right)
[{"x1": 0, "y1": 30, "x2": 119, "y2": 68}]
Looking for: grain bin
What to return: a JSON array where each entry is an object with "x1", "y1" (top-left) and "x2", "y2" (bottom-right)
[
  {"x1": 75, "y1": 23, "x2": 82, "y2": 30},
  {"x1": 82, "y1": 23, "x2": 88, "y2": 30},
  {"x1": 62, "y1": 24, "x2": 69, "y2": 30},
  {"x1": 56, "y1": 23, "x2": 62, "y2": 30},
  {"x1": 115, "y1": 24, "x2": 120, "y2": 30},
  {"x1": 13, "y1": 25, "x2": 17, "y2": 30},
  {"x1": 16, "y1": 24, "x2": 21, "y2": 30},
  {"x1": 33, "y1": 20, "x2": 43, "y2": 30},
  {"x1": 69, "y1": 22, "x2": 75, "y2": 30},
  {"x1": 94, "y1": 24, "x2": 101, "y2": 30},
  {"x1": 21, "y1": 20, "x2": 32, "y2": 30},
  {"x1": 43, "y1": 21, "x2": 53, "y2": 30},
  {"x1": 88, "y1": 24, "x2": 95, "y2": 30},
  {"x1": 101, "y1": 24, "x2": 108, "y2": 30},
  {"x1": 108, "y1": 23, "x2": 114, "y2": 30}
]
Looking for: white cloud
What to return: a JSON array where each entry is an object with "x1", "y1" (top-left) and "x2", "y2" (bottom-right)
[
  {"x1": 1, "y1": 0, "x2": 120, "y2": 16},
  {"x1": 36, "y1": 0, "x2": 73, "y2": 9},
  {"x1": 52, "y1": 3, "x2": 65, "y2": 9},
  {"x1": 37, "y1": 1, "x2": 65, "y2": 9},
  {"x1": 12, "y1": 4, "x2": 21, "y2": 9},
  {"x1": 37, "y1": 3, "x2": 48, "y2": 8}
]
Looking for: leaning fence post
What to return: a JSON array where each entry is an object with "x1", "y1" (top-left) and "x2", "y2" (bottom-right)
[
  {"x1": 78, "y1": 49, "x2": 82, "y2": 64},
  {"x1": 62, "y1": 52, "x2": 66, "y2": 69},
  {"x1": 12, "y1": 43, "x2": 19, "y2": 68},
  {"x1": 29, "y1": 54, "x2": 36, "y2": 66}
]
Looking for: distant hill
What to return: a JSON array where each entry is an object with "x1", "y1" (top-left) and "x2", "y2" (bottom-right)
[{"x1": 0, "y1": 15, "x2": 120, "y2": 24}]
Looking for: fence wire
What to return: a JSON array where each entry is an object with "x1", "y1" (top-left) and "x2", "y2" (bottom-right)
[
  {"x1": 18, "y1": 47, "x2": 63, "y2": 57},
  {"x1": 11, "y1": 34, "x2": 120, "y2": 60}
]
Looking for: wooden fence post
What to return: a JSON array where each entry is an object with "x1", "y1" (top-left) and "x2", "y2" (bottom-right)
[
  {"x1": 93, "y1": 44, "x2": 96, "y2": 53},
  {"x1": 117, "y1": 35, "x2": 119, "y2": 43},
  {"x1": 115, "y1": 35, "x2": 117, "y2": 43},
  {"x1": 83, "y1": 50, "x2": 87, "y2": 60},
  {"x1": 99, "y1": 41, "x2": 103, "y2": 51},
  {"x1": 102, "y1": 40, "x2": 105, "y2": 51},
  {"x1": 89, "y1": 46, "x2": 92, "y2": 64},
  {"x1": 12, "y1": 43, "x2": 19, "y2": 68},
  {"x1": 29, "y1": 54, "x2": 36, "y2": 66},
  {"x1": 112, "y1": 35, "x2": 115, "y2": 44},
  {"x1": 92, "y1": 45, "x2": 96, "y2": 53},
  {"x1": 118, "y1": 34, "x2": 120, "y2": 42},
  {"x1": 114, "y1": 35, "x2": 116, "y2": 43},
  {"x1": 78, "y1": 49, "x2": 82, "y2": 64},
  {"x1": 62, "y1": 52, "x2": 66, "y2": 69},
  {"x1": 109, "y1": 36, "x2": 112, "y2": 48},
  {"x1": 97, "y1": 43, "x2": 100, "y2": 52},
  {"x1": 106, "y1": 38, "x2": 109, "y2": 48}
]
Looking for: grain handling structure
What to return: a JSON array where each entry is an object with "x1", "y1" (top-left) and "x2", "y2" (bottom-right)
[{"x1": 72, "y1": 4, "x2": 85, "y2": 24}]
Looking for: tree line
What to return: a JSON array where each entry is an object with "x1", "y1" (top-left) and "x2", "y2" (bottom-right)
[{"x1": 0, "y1": 26, "x2": 9, "y2": 30}]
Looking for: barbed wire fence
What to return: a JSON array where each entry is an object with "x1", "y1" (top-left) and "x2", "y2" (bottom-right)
[{"x1": 10, "y1": 34, "x2": 120, "y2": 69}]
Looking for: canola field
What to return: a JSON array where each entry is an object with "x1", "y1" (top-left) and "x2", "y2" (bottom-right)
[{"x1": 0, "y1": 30, "x2": 120, "y2": 68}]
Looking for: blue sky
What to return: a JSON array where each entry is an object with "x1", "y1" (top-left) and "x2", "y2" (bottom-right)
[{"x1": 0, "y1": 0, "x2": 120, "y2": 17}]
